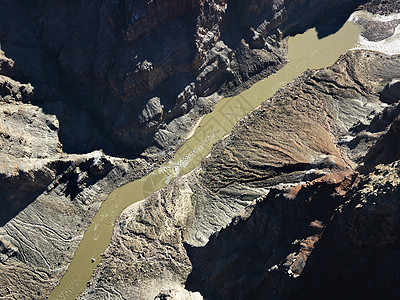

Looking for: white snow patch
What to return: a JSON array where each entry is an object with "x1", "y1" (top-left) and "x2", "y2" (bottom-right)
[{"x1": 349, "y1": 11, "x2": 400, "y2": 55}]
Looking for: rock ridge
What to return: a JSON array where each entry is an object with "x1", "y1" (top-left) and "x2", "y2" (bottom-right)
[{"x1": 80, "y1": 49, "x2": 400, "y2": 299}]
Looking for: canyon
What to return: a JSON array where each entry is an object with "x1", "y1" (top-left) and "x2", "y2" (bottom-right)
[
  {"x1": 79, "y1": 49, "x2": 400, "y2": 299},
  {"x1": 0, "y1": 0, "x2": 400, "y2": 299}
]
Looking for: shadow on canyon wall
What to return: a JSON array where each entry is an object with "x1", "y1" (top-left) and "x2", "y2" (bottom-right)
[
  {"x1": 0, "y1": 0, "x2": 199, "y2": 159},
  {"x1": 0, "y1": 0, "x2": 368, "y2": 160},
  {"x1": 184, "y1": 172, "x2": 356, "y2": 299}
]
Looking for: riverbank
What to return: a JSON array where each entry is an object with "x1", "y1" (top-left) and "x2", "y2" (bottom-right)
[
  {"x1": 54, "y1": 17, "x2": 364, "y2": 300},
  {"x1": 82, "y1": 48, "x2": 400, "y2": 299}
]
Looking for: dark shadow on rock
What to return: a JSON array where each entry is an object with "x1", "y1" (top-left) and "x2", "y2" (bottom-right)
[
  {"x1": 0, "y1": 168, "x2": 58, "y2": 227},
  {"x1": 289, "y1": 246, "x2": 400, "y2": 300},
  {"x1": 362, "y1": 114, "x2": 400, "y2": 172},
  {"x1": 286, "y1": 171, "x2": 400, "y2": 299},
  {"x1": 0, "y1": 154, "x2": 114, "y2": 226},
  {"x1": 57, "y1": 156, "x2": 114, "y2": 200},
  {"x1": 185, "y1": 172, "x2": 355, "y2": 299},
  {"x1": 0, "y1": 0, "x2": 199, "y2": 159},
  {"x1": 315, "y1": 12, "x2": 352, "y2": 39},
  {"x1": 219, "y1": 5, "x2": 247, "y2": 51},
  {"x1": 0, "y1": 160, "x2": 73, "y2": 227},
  {"x1": 380, "y1": 80, "x2": 400, "y2": 104},
  {"x1": 0, "y1": 186, "x2": 45, "y2": 227}
]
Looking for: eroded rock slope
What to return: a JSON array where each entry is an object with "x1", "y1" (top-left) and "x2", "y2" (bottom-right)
[
  {"x1": 81, "y1": 49, "x2": 400, "y2": 299},
  {"x1": 0, "y1": 65, "x2": 151, "y2": 297},
  {"x1": 0, "y1": 1, "x2": 374, "y2": 299},
  {"x1": 1, "y1": 0, "x2": 368, "y2": 157}
]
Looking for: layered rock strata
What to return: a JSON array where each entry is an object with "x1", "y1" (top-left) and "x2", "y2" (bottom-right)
[
  {"x1": 0, "y1": 0, "x2": 368, "y2": 157},
  {"x1": 80, "y1": 49, "x2": 400, "y2": 299},
  {"x1": 0, "y1": 58, "x2": 154, "y2": 298},
  {"x1": 0, "y1": 1, "x2": 374, "y2": 298}
]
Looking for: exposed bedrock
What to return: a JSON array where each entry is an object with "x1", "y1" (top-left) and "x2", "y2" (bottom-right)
[
  {"x1": 0, "y1": 59, "x2": 153, "y2": 298},
  {"x1": 0, "y1": 0, "x2": 367, "y2": 157},
  {"x1": 81, "y1": 50, "x2": 400, "y2": 299},
  {"x1": 186, "y1": 171, "x2": 358, "y2": 299},
  {"x1": 287, "y1": 160, "x2": 400, "y2": 299},
  {"x1": 0, "y1": 1, "x2": 373, "y2": 298},
  {"x1": 0, "y1": 0, "x2": 397, "y2": 299},
  {"x1": 363, "y1": 0, "x2": 400, "y2": 14}
]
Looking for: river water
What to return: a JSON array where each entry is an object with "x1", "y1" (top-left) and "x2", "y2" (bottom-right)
[{"x1": 49, "y1": 20, "x2": 361, "y2": 299}]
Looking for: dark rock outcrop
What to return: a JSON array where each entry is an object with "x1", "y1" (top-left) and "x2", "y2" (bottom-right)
[
  {"x1": 0, "y1": 0, "x2": 368, "y2": 157},
  {"x1": 81, "y1": 49, "x2": 400, "y2": 299},
  {"x1": 1, "y1": 0, "x2": 399, "y2": 299},
  {"x1": 364, "y1": 0, "x2": 400, "y2": 14},
  {"x1": 288, "y1": 160, "x2": 400, "y2": 299}
]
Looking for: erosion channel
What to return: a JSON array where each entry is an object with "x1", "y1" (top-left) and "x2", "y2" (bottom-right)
[{"x1": 49, "y1": 19, "x2": 361, "y2": 300}]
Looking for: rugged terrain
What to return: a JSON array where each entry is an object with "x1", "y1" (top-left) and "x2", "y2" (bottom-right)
[
  {"x1": 0, "y1": 0, "x2": 399, "y2": 299},
  {"x1": 81, "y1": 49, "x2": 400, "y2": 299},
  {"x1": 1, "y1": 0, "x2": 369, "y2": 158}
]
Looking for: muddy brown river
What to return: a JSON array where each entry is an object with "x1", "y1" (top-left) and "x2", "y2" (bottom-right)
[{"x1": 49, "y1": 20, "x2": 361, "y2": 299}]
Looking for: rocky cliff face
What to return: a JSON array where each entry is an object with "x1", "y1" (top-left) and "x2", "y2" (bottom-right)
[
  {"x1": 0, "y1": 51, "x2": 154, "y2": 298},
  {"x1": 0, "y1": 0, "x2": 398, "y2": 299},
  {"x1": 1, "y1": 0, "x2": 367, "y2": 157},
  {"x1": 81, "y1": 49, "x2": 400, "y2": 299},
  {"x1": 286, "y1": 160, "x2": 400, "y2": 299}
]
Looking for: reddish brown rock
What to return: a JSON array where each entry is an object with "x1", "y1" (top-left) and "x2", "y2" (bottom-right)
[
  {"x1": 82, "y1": 49, "x2": 400, "y2": 299},
  {"x1": 289, "y1": 160, "x2": 400, "y2": 299},
  {"x1": 185, "y1": 171, "x2": 358, "y2": 299}
]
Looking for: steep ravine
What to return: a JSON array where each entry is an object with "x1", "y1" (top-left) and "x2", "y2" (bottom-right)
[
  {"x1": 51, "y1": 20, "x2": 362, "y2": 299},
  {"x1": 0, "y1": 0, "x2": 398, "y2": 299},
  {"x1": 80, "y1": 49, "x2": 400, "y2": 299},
  {"x1": 1, "y1": 0, "x2": 368, "y2": 158},
  {"x1": 80, "y1": 23, "x2": 400, "y2": 300}
]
